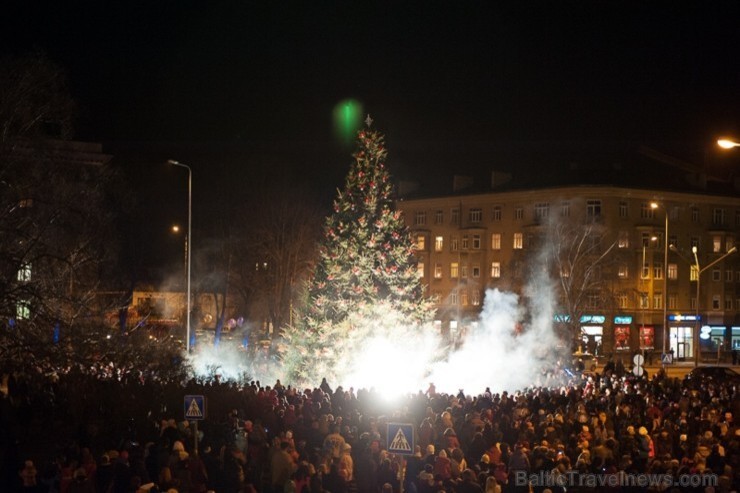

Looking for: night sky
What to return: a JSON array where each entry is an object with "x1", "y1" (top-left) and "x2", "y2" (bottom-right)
[{"x1": 3, "y1": 2, "x2": 740, "y2": 274}]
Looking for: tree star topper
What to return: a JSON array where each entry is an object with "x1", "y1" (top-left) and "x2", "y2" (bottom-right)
[{"x1": 365, "y1": 114, "x2": 373, "y2": 128}]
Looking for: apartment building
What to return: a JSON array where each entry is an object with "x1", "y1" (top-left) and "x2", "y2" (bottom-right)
[{"x1": 398, "y1": 183, "x2": 740, "y2": 362}]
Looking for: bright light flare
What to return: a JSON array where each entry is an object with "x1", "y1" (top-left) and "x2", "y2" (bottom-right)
[
  {"x1": 717, "y1": 139, "x2": 740, "y2": 149},
  {"x1": 340, "y1": 334, "x2": 435, "y2": 401}
]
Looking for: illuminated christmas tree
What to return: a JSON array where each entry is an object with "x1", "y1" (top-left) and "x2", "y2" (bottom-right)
[{"x1": 281, "y1": 118, "x2": 432, "y2": 384}]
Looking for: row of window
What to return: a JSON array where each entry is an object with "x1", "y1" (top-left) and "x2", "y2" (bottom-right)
[
  {"x1": 417, "y1": 233, "x2": 522, "y2": 252},
  {"x1": 413, "y1": 202, "x2": 737, "y2": 226},
  {"x1": 432, "y1": 289, "x2": 482, "y2": 307},
  {"x1": 429, "y1": 288, "x2": 740, "y2": 311},
  {"x1": 418, "y1": 231, "x2": 735, "y2": 254},
  {"x1": 419, "y1": 259, "x2": 740, "y2": 284}
]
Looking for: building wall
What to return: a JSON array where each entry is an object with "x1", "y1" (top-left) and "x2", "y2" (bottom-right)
[{"x1": 397, "y1": 185, "x2": 740, "y2": 359}]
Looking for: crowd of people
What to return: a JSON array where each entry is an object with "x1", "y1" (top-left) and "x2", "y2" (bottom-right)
[{"x1": 1, "y1": 360, "x2": 738, "y2": 493}]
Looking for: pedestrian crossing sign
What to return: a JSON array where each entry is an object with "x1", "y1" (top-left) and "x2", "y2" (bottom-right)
[
  {"x1": 387, "y1": 423, "x2": 414, "y2": 455},
  {"x1": 661, "y1": 353, "x2": 673, "y2": 365},
  {"x1": 184, "y1": 395, "x2": 206, "y2": 420}
]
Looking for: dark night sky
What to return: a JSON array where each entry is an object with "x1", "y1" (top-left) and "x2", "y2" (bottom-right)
[
  {"x1": 3, "y1": 2, "x2": 740, "y2": 274},
  {"x1": 5, "y1": 3, "x2": 740, "y2": 149}
]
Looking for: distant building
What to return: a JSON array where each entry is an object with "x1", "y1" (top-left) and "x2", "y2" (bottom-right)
[{"x1": 397, "y1": 155, "x2": 740, "y2": 362}]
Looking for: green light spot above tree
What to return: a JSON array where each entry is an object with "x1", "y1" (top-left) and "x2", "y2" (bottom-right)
[{"x1": 333, "y1": 99, "x2": 363, "y2": 144}]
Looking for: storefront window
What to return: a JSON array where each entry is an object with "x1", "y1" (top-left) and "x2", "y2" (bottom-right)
[
  {"x1": 639, "y1": 326, "x2": 654, "y2": 350},
  {"x1": 732, "y1": 327, "x2": 740, "y2": 350},
  {"x1": 614, "y1": 326, "x2": 630, "y2": 351}
]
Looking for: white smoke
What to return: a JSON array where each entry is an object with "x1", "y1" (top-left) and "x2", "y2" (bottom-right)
[{"x1": 184, "y1": 242, "x2": 567, "y2": 396}]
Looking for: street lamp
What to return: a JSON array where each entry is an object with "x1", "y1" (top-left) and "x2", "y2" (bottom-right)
[
  {"x1": 691, "y1": 245, "x2": 737, "y2": 367},
  {"x1": 717, "y1": 139, "x2": 740, "y2": 149},
  {"x1": 168, "y1": 159, "x2": 192, "y2": 353},
  {"x1": 650, "y1": 201, "x2": 669, "y2": 359}
]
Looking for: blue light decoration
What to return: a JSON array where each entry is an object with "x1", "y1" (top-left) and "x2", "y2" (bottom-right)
[
  {"x1": 190, "y1": 331, "x2": 196, "y2": 350},
  {"x1": 668, "y1": 314, "x2": 701, "y2": 322},
  {"x1": 8, "y1": 318, "x2": 15, "y2": 328},
  {"x1": 53, "y1": 322, "x2": 60, "y2": 344}
]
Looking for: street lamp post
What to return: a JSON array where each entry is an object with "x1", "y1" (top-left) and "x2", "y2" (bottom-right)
[
  {"x1": 691, "y1": 246, "x2": 737, "y2": 367},
  {"x1": 168, "y1": 160, "x2": 192, "y2": 353},
  {"x1": 650, "y1": 202, "x2": 669, "y2": 360}
]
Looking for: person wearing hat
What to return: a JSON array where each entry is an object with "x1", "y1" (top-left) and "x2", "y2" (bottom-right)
[{"x1": 635, "y1": 426, "x2": 651, "y2": 469}]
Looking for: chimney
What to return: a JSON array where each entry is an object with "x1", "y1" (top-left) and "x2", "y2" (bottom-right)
[
  {"x1": 453, "y1": 175, "x2": 474, "y2": 193},
  {"x1": 490, "y1": 171, "x2": 512, "y2": 189}
]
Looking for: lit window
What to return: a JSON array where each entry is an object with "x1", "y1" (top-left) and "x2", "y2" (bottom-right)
[
  {"x1": 461, "y1": 290, "x2": 469, "y2": 306},
  {"x1": 17, "y1": 263, "x2": 31, "y2": 282},
  {"x1": 618, "y1": 264, "x2": 629, "y2": 278},
  {"x1": 417, "y1": 262, "x2": 425, "y2": 278},
  {"x1": 472, "y1": 290, "x2": 481, "y2": 306},
  {"x1": 653, "y1": 264, "x2": 663, "y2": 280},
  {"x1": 450, "y1": 262, "x2": 459, "y2": 278},
  {"x1": 490, "y1": 262, "x2": 501, "y2": 278},
  {"x1": 469, "y1": 208, "x2": 482, "y2": 223},
  {"x1": 17, "y1": 301, "x2": 30, "y2": 320},
  {"x1": 713, "y1": 235, "x2": 722, "y2": 253},
  {"x1": 641, "y1": 263, "x2": 650, "y2": 280},
  {"x1": 618, "y1": 294, "x2": 628, "y2": 309},
  {"x1": 434, "y1": 264, "x2": 443, "y2": 279},
  {"x1": 690, "y1": 265, "x2": 698, "y2": 281},
  {"x1": 472, "y1": 234, "x2": 481, "y2": 250},
  {"x1": 19, "y1": 198, "x2": 33, "y2": 208},
  {"x1": 434, "y1": 236, "x2": 444, "y2": 252},
  {"x1": 513, "y1": 233, "x2": 523, "y2": 249},
  {"x1": 668, "y1": 263, "x2": 678, "y2": 280},
  {"x1": 416, "y1": 235, "x2": 426, "y2": 250},
  {"x1": 653, "y1": 294, "x2": 663, "y2": 310},
  {"x1": 491, "y1": 233, "x2": 501, "y2": 250}
]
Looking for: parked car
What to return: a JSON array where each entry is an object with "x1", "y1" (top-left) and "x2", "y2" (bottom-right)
[{"x1": 683, "y1": 366, "x2": 740, "y2": 387}]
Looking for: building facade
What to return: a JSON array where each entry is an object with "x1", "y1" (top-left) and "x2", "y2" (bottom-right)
[{"x1": 398, "y1": 185, "x2": 740, "y2": 362}]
